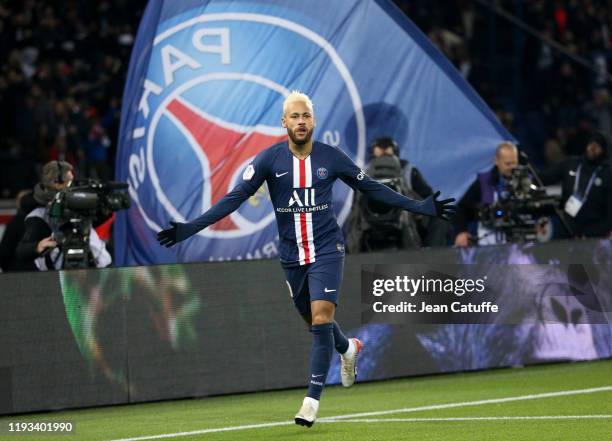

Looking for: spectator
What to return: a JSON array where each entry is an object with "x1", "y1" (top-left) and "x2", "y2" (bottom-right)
[
  {"x1": 540, "y1": 131, "x2": 612, "y2": 238},
  {"x1": 0, "y1": 0, "x2": 146, "y2": 198},
  {"x1": 0, "y1": 189, "x2": 37, "y2": 271},
  {"x1": 583, "y1": 88, "x2": 612, "y2": 135},
  {"x1": 543, "y1": 136, "x2": 567, "y2": 167}
]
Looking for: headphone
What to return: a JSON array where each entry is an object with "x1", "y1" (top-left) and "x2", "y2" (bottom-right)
[{"x1": 57, "y1": 160, "x2": 64, "y2": 184}]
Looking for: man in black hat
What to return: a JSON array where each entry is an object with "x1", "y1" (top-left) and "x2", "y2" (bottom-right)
[
  {"x1": 345, "y1": 137, "x2": 452, "y2": 251},
  {"x1": 540, "y1": 132, "x2": 612, "y2": 238}
]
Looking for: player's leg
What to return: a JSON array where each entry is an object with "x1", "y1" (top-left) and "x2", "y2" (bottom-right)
[
  {"x1": 332, "y1": 319, "x2": 362, "y2": 387},
  {"x1": 310, "y1": 258, "x2": 362, "y2": 387},
  {"x1": 295, "y1": 298, "x2": 334, "y2": 427},
  {"x1": 283, "y1": 266, "x2": 311, "y2": 324},
  {"x1": 326, "y1": 256, "x2": 350, "y2": 353},
  {"x1": 298, "y1": 306, "x2": 312, "y2": 328},
  {"x1": 332, "y1": 320, "x2": 349, "y2": 353},
  {"x1": 295, "y1": 259, "x2": 343, "y2": 427},
  {"x1": 307, "y1": 259, "x2": 341, "y2": 402},
  {"x1": 285, "y1": 267, "x2": 324, "y2": 426},
  {"x1": 282, "y1": 265, "x2": 322, "y2": 330}
]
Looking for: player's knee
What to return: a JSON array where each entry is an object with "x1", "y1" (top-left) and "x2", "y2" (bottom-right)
[
  {"x1": 310, "y1": 300, "x2": 335, "y2": 325},
  {"x1": 311, "y1": 316, "x2": 332, "y2": 325},
  {"x1": 311, "y1": 309, "x2": 334, "y2": 325}
]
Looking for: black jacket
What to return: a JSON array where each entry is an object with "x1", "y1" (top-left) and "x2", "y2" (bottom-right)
[
  {"x1": 400, "y1": 159, "x2": 433, "y2": 198},
  {"x1": 453, "y1": 166, "x2": 503, "y2": 234},
  {"x1": 540, "y1": 157, "x2": 612, "y2": 237},
  {"x1": 0, "y1": 192, "x2": 39, "y2": 271},
  {"x1": 14, "y1": 184, "x2": 57, "y2": 271}
]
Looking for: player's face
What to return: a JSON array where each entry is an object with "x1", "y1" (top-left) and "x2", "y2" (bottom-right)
[{"x1": 282, "y1": 101, "x2": 315, "y2": 145}]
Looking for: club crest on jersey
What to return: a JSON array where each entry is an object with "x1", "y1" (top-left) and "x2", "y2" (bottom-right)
[{"x1": 317, "y1": 167, "x2": 328, "y2": 179}]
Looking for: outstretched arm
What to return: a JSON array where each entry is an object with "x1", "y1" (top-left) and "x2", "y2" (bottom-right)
[
  {"x1": 335, "y1": 148, "x2": 455, "y2": 219},
  {"x1": 157, "y1": 185, "x2": 254, "y2": 247},
  {"x1": 157, "y1": 150, "x2": 269, "y2": 247}
]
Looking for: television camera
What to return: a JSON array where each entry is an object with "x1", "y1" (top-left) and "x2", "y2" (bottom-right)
[
  {"x1": 478, "y1": 165, "x2": 559, "y2": 243},
  {"x1": 48, "y1": 179, "x2": 130, "y2": 269}
]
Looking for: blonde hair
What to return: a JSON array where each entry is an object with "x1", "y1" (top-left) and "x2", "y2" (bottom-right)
[{"x1": 283, "y1": 90, "x2": 313, "y2": 114}]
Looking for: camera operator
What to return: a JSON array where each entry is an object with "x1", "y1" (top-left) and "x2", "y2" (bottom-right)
[
  {"x1": 539, "y1": 132, "x2": 612, "y2": 239},
  {"x1": 16, "y1": 161, "x2": 111, "y2": 271},
  {"x1": 453, "y1": 142, "x2": 519, "y2": 247},
  {"x1": 346, "y1": 137, "x2": 452, "y2": 251}
]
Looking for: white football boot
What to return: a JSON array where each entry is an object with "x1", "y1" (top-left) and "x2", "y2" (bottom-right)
[
  {"x1": 294, "y1": 396, "x2": 319, "y2": 427},
  {"x1": 341, "y1": 338, "x2": 363, "y2": 387}
]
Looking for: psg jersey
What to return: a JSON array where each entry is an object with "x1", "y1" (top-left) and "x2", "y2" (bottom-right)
[{"x1": 175, "y1": 141, "x2": 436, "y2": 267}]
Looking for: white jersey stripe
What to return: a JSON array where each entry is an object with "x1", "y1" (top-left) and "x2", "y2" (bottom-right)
[
  {"x1": 294, "y1": 213, "x2": 306, "y2": 265},
  {"x1": 293, "y1": 156, "x2": 300, "y2": 188},
  {"x1": 292, "y1": 155, "x2": 314, "y2": 265},
  {"x1": 293, "y1": 157, "x2": 305, "y2": 265},
  {"x1": 305, "y1": 212, "x2": 316, "y2": 262},
  {"x1": 302, "y1": 156, "x2": 314, "y2": 264}
]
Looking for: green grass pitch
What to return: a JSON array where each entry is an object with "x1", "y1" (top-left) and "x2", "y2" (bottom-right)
[{"x1": 2, "y1": 359, "x2": 611, "y2": 440}]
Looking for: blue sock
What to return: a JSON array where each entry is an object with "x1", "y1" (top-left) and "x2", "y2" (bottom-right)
[
  {"x1": 333, "y1": 320, "x2": 349, "y2": 354},
  {"x1": 307, "y1": 323, "x2": 334, "y2": 400}
]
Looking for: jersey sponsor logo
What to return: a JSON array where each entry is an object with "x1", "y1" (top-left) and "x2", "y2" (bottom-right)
[
  {"x1": 317, "y1": 167, "x2": 328, "y2": 179},
  {"x1": 278, "y1": 188, "x2": 328, "y2": 214},
  {"x1": 123, "y1": 6, "x2": 365, "y2": 261},
  {"x1": 288, "y1": 189, "x2": 316, "y2": 207},
  {"x1": 276, "y1": 205, "x2": 329, "y2": 214},
  {"x1": 356, "y1": 169, "x2": 366, "y2": 181}
]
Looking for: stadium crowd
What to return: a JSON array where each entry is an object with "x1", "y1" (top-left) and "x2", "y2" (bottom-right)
[
  {"x1": 0, "y1": 0, "x2": 146, "y2": 197},
  {"x1": 397, "y1": 0, "x2": 612, "y2": 166}
]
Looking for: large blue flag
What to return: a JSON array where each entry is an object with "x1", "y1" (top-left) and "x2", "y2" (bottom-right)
[{"x1": 115, "y1": 0, "x2": 514, "y2": 265}]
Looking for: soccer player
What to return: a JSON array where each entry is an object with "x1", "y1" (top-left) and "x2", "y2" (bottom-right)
[{"x1": 157, "y1": 91, "x2": 455, "y2": 427}]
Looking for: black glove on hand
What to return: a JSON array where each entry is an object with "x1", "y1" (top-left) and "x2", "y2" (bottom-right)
[
  {"x1": 433, "y1": 191, "x2": 456, "y2": 221},
  {"x1": 157, "y1": 221, "x2": 180, "y2": 247}
]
